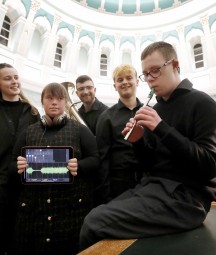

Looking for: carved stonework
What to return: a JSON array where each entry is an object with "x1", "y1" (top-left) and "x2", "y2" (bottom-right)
[
  {"x1": 200, "y1": 15, "x2": 209, "y2": 26},
  {"x1": 176, "y1": 24, "x2": 184, "y2": 34},
  {"x1": 54, "y1": 14, "x2": 62, "y2": 24},
  {"x1": 114, "y1": 33, "x2": 121, "y2": 42},
  {"x1": 135, "y1": 33, "x2": 141, "y2": 41},
  {"x1": 75, "y1": 24, "x2": 82, "y2": 34},
  {"x1": 95, "y1": 30, "x2": 101, "y2": 40},
  {"x1": 155, "y1": 31, "x2": 162, "y2": 40},
  {"x1": 30, "y1": 0, "x2": 41, "y2": 12}
]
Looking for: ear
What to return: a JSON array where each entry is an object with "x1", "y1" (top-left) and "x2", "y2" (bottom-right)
[
  {"x1": 173, "y1": 59, "x2": 179, "y2": 71},
  {"x1": 113, "y1": 84, "x2": 117, "y2": 91}
]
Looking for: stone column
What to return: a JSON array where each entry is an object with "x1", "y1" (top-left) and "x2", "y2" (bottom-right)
[
  {"x1": 135, "y1": 33, "x2": 141, "y2": 72},
  {"x1": 0, "y1": 3, "x2": 7, "y2": 28},
  {"x1": 41, "y1": 13, "x2": 62, "y2": 66},
  {"x1": 89, "y1": 30, "x2": 101, "y2": 77},
  {"x1": 176, "y1": 24, "x2": 191, "y2": 74},
  {"x1": 200, "y1": 15, "x2": 216, "y2": 67},
  {"x1": 114, "y1": 33, "x2": 121, "y2": 67},
  {"x1": 155, "y1": 30, "x2": 162, "y2": 41},
  {"x1": 70, "y1": 24, "x2": 82, "y2": 74},
  {"x1": 64, "y1": 40, "x2": 74, "y2": 72},
  {"x1": 17, "y1": 0, "x2": 41, "y2": 56}
]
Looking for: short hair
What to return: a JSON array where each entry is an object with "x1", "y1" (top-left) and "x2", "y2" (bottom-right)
[
  {"x1": 41, "y1": 82, "x2": 70, "y2": 104},
  {"x1": 112, "y1": 64, "x2": 137, "y2": 82},
  {"x1": 75, "y1": 75, "x2": 93, "y2": 85},
  {"x1": 141, "y1": 41, "x2": 178, "y2": 61},
  {"x1": 0, "y1": 63, "x2": 13, "y2": 69}
]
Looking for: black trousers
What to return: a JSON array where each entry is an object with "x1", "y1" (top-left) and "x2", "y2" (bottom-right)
[
  {"x1": 79, "y1": 177, "x2": 209, "y2": 251},
  {"x1": 0, "y1": 184, "x2": 19, "y2": 255}
]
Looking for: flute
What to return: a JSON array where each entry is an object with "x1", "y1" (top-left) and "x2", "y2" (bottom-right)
[{"x1": 124, "y1": 89, "x2": 154, "y2": 142}]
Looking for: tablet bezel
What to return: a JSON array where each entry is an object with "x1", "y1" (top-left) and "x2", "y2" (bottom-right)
[{"x1": 21, "y1": 146, "x2": 74, "y2": 184}]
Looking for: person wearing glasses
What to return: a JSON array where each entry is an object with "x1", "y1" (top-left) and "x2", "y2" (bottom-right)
[
  {"x1": 75, "y1": 75, "x2": 108, "y2": 135},
  {"x1": 94, "y1": 64, "x2": 144, "y2": 204},
  {"x1": 79, "y1": 41, "x2": 216, "y2": 251}
]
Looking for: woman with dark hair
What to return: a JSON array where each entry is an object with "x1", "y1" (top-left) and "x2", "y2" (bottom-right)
[
  {"x1": 0, "y1": 63, "x2": 40, "y2": 255},
  {"x1": 10, "y1": 82, "x2": 100, "y2": 255}
]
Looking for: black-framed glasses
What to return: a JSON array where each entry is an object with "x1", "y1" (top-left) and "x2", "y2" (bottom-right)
[
  {"x1": 139, "y1": 59, "x2": 174, "y2": 82},
  {"x1": 76, "y1": 85, "x2": 94, "y2": 92}
]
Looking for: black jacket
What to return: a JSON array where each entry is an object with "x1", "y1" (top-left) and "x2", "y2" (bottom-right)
[
  {"x1": 134, "y1": 79, "x2": 216, "y2": 202},
  {"x1": 0, "y1": 99, "x2": 40, "y2": 186},
  {"x1": 78, "y1": 98, "x2": 108, "y2": 135}
]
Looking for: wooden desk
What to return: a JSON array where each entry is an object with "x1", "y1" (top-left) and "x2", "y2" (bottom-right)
[{"x1": 77, "y1": 203, "x2": 216, "y2": 255}]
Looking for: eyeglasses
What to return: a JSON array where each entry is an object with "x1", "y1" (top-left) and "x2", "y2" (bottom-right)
[
  {"x1": 139, "y1": 59, "x2": 174, "y2": 82},
  {"x1": 76, "y1": 85, "x2": 94, "y2": 92}
]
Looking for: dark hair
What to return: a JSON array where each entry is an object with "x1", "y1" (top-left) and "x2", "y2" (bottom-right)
[
  {"x1": 0, "y1": 63, "x2": 13, "y2": 69},
  {"x1": 141, "y1": 41, "x2": 178, "y2": 61},
  {"x1": 41, "y1": 82, "x2": 70, "y2": 104},
  {"x1": 75, "y1": 75, "x2": 93, "y2": 85},
  {"x1": 0, "y1": 63, "x2": 38, "y2": 115}
]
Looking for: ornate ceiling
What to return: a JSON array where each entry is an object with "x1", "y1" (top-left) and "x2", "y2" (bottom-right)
[
  {"x1": 45, "y1": 0, "x2": 215, "y2": 32},
  {"x1": 71, "y1": 0, "x2": 192, "y2": 16}
]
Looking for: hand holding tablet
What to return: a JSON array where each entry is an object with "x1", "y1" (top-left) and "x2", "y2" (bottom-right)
[{"x1": 21, "y1": 146, "x2": 74, "y2": 184}]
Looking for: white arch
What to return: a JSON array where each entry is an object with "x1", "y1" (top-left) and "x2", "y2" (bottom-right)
[
  {"x1": 5, "y1": 0, "x2": 26, "y2": 22},
  {"x1": 185, "y1": 28, "x2": 204, "y2": 42},
  {"x1": 120, "y1": 41, "x2": 135, "y2": 52},
  {"x1": 33, "y1": 16, "x2": 51, "y2": 35},
  {"x1": 99, "y1": 39, "x2": 114, "y2": 52},
  {"x1": 57, "y1": 27, "x2": 73, "y2": 46},
  {"x1": 210, "y1": 20, "x2": 216, "y2": 33},
  {"x1": 78, "y1": 35, "x2": 93, "y2": 50},
  {"x1": 140, "y1": 40, "x2": 154, "y2": 53},
  {"x1": 164, "y1": 35, "x2": 179, "y2": 45}
]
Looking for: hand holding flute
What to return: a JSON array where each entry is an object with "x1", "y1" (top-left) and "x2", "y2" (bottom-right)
[{"x1": 123, "y1": 89, "x2": 161, "y2": 143}]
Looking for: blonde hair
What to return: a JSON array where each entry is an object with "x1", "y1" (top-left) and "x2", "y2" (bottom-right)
[{"x1": 112, "y1": 64, "x2": 137, "y2": 82}]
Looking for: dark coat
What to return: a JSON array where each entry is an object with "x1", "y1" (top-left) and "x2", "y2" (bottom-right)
[
  {"x1": 0, "y1": 98, "x2": 40, "y2": 254},
  {"x1": 10, "y1": 119, "x2": 100, "y2": 255}
]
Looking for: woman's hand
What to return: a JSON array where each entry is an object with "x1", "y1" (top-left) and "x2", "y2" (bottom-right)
[
  {"x1": 68, "y1": 158, "x2": 78, "y2": 176},
  {"x1": 17, "y1": 156, "x2": 28, "y2": 174}
]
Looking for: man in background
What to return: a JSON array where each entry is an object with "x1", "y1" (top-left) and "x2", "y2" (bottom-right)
[{"x1": 75, "y1": 75, "x2": 108, "y2": 135}]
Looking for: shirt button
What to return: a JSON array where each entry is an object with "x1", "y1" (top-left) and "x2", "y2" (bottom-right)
[
  {"x1": 78, "y1": 198, "x2": 82, "y2": 203},
  {"x1": 48, "y1": 216, "x2": 52, "y2": 221},
  {"x1": 47, "y1": 198, "x2": 51, "y2": 203},
  {"x1": 46, "y1": 238, "x2": 51, "y2": 242}
]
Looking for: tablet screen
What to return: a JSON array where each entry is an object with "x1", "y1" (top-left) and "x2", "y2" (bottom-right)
[{"x1": 21, "y1": 146, "x2": 73, "y2": 184}]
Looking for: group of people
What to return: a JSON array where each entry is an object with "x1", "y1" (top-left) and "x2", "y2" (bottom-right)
[{"x1": 0, "y1": 41, "x2": 216, "y2": 255}]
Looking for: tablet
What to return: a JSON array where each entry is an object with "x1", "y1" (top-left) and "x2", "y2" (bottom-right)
[{"x1": 21, "y1": 146, "x2": 74, "y2": 184}]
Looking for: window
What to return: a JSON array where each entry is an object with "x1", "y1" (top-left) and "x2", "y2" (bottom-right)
[
  {"x1": 100, "y1": 54, "x2": 107, "y2": 76},
  {"x1": 54, "y1": 43, "x2": 62, "y2": 68},
  {"x1": 194, "y1": 43, "x2": 204, "y2": 68},
  {"x1": 0, "y1": 16, "x2": 11, "y2": 46}
]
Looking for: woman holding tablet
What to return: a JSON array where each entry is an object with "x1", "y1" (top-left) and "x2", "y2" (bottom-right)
[{"x1": 10, "y1": 82, "x2": 100, "y2": 255}]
